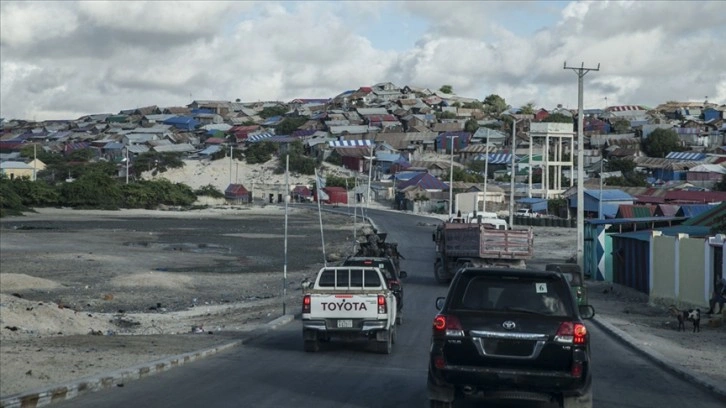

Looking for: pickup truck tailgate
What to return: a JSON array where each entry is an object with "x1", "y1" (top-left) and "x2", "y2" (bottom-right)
[{"x1": 309, "y1": 293, "x2": 381, "y2": 319}]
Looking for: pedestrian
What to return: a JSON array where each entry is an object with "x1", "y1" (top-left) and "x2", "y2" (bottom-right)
[{"x1": 706, "y1": 277, "x2": 726, "y2": 315}]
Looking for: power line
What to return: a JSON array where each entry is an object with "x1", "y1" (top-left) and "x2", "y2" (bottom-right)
[{"x1": 564, "y1": 61, "x2": 600, "y2": 275}]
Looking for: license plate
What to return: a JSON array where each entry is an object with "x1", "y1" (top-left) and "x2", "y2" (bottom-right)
[{"x1": 337, "y1": 319, "x2": 353, "y2": 328}]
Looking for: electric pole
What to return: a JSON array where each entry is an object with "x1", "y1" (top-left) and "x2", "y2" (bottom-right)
[{"x1": 564, "y1": 61, "x2": 600, "y2": 274}]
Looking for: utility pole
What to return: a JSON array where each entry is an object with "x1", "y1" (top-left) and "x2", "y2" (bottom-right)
[
  {"x1": 448, "y1": 135, "x2": 458, "y2": 218},
  {"x1": 509, "y1": 117, "x2": 521, "y2": 228},
  {"x1": 564, "y1": 61, "x2": 600, "y2": 272}
]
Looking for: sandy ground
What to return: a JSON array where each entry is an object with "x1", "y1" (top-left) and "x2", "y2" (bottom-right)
[{"x1": 1, "y1": 156, "x2": 724, "y2": 398}]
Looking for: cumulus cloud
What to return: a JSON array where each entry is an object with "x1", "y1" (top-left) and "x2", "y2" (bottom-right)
[{"x1": 0, "y1": 0, "x2": 723, "y2": 121}]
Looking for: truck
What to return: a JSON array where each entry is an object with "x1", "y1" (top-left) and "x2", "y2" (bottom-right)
[
  {"x1": 432, "y1": 215, "x2": 534, "y2": 284},
  {"x1": 302, "y1": 266, "x2": 398, "y2": 354}
]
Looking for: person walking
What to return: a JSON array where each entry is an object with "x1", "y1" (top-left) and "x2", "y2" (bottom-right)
[{"x1": 706, "y1": 277, "x2": 726, "y2": 315}]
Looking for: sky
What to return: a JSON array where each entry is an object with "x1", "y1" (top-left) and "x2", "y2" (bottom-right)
[{"x1": 1, "y1": 0, "x2": 725, "y2": 121}]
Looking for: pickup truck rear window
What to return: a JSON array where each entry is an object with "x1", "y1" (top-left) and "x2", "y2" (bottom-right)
[
  {"x1": 317, "y1": 268, "x2": 382, "y2": 288},
  {"x1": 453, "y1": 276, "x2": 572, "y2": 316}
]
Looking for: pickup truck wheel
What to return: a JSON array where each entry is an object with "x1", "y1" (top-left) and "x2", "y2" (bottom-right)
[
  {"x1": 376, "y1": 329, "x2": 393, "y2": 354},
  {"x1": 429, "y1": 399, "x2": 453, "y2": 408},
  {"x1": 562, "y1": 389, "x2": 592, "y2": 408},
  {"x1": 303, "y1": 339, "x2": 319, "y2": 353}
]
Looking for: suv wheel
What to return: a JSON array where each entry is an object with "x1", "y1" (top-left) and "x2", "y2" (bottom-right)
[
  {"x1": 429, "y1": 399, "x2": 453, "y2": 408},
  {"x1": 562, "y1": 389, "x2": 592, "y2": 408}
]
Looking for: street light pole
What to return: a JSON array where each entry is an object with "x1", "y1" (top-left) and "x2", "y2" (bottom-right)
[
  {"x1": 509, "y1": 118, "x2": 521, "y2": 228},
  {"x1": 483, "y1": 135, "x2": 490, "y2": 213},
  {"x1": 125, "y1": 146, "x2": 129, "y2": 185},
  {"x1": 367, "y1": 142, "x2": 373, "y2": 209},
  {"x1": 448, "y1": 136, "x2": 457, "y2": 218},
  {"x1": 564, "y1": 61, "x2": 600, "y2": 271},
  {"x1": 599, "y1": 158, "x2": 603, "y2": 219}
]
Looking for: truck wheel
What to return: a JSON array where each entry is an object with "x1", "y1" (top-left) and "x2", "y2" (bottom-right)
[
  {"x1": 434, "y1": 263, "x2": 449, "y2": 285},
  {"x1": 376, "y1": 329, "x2": 393, "y2": 354},
  {"x1": 562, "y1": 389, "x2": 592, "y2": 408}
]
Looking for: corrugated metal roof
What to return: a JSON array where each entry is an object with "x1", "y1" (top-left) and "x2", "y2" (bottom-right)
[
  {"x1": 664, "y1": 190, "x2": 726, "y2": 203},
  {"x1": 153, "y1": 143, "x2": 195, "y2": 153},
  {"x1": 616, "y1": 205, "x2": 656, "y2": 218},
  {"x1": 329, "y1": 140, "x2": 372, "y2": 148},
  {"x1": 611, "y1": 226, "x2": 711, "y2": 242},
  {"x1": 677, "y1": 204, "x2": 718, "y2": 218},
  {"x1": 584, "y1": 189, "x2": 634, "y2": 201},
  {"x1": 666, "y1": 152, "x2": 706, "y2": 160},
  {"x1": 656, "y1": 204, "x2": 680, "y2": 217},
  {"x1": 683, "y1": 202, "x2": 726, "y2": 227},
  {"x1": 396, "y1": 173, "x2": 448, "y2": 190},
  {"x1": 471, "y1": 153, "x2": 515, "y2": 164},
  {"x1": 199, "y1": 145, "x2": 222, "y2": 156}
]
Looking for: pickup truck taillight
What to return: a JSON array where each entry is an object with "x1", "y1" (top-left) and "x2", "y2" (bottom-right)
[
  {"x1": 377, "y1": 295, "x2": 387, "y2": 314},
  {"x1": 555, "y1": 322, "x2": 587, "y2": 345},
  {"x1": 302, "y1": 295, "x2": 311, "y2": 314},
  {"x1": 432, "y1": 314, "x2": 464, "y2": 337}
]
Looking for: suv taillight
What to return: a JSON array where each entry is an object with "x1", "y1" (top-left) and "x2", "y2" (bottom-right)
[
  {"x1": 302, "y1": 295, "x2": 311, "y2": 314},
  {"x1": 555, "y1": 322, "x2": 587, "y2": 345},
  {"x1": 432, "y1": 314, "x2": 464, "y2": 337},
  {"x1": 378, "y1": 295, "x2": 387, "y2": 314}
]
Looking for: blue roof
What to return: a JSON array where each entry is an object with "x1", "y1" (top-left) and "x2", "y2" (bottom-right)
[
  {"x1": 199, "y1": 145, "x2": 222, "y2": 156},
  {"x1": 472, "y1": 153, "x2": 516, "y2": 164},
  {"x1": 261, "y1": 116, "x2": 284, "y2": 126},
  {"x1": 376, "y1": 153, "x2": 403, "y2": 162},
  {"x1": 665, "y1": 152, "x2": 706, "y2": 161},
  {"x1": 677, "y1": 204, "x2": 716, "y2": 217},
  {"x1": 584, "y1": 189, "x2": 634, "y2": 201},
  {"x1": 103, "y1": 142, "x2": 125, "y2": 150},
  {"x1": 611, "y1": 225, "x2": 711, "y2": 241},
  {"x1": 397, "y1": 173, "x2": 449, "y2": 190}
]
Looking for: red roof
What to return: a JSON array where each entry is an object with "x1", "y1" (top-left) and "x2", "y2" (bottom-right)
[
  {"x1": 205, "y1": 137, "x2": 226, "y2": 145},
  {"x1": 664, "y1": 190, "x2": 726, "y2": 204},
  {"x1": 225, "y1": 184, "x2": 249, "y2": 196}
]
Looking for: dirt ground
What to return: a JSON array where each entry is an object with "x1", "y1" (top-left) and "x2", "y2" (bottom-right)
[
  {"x1": 0, "y1": 206, "x2": 357, "y2": 397},
  {"x1": 1, "y1": 206, "x2": 724, "y2": 398}
]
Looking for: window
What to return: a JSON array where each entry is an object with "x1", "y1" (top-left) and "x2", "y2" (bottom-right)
[
  {"x1": 318, "y1": 270, "x2": 336, "y2": 287},
  {"x1": 364, "y1": 269, "x2": 382, "y2": 287}
]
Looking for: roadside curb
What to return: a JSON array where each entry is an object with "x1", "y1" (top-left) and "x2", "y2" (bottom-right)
[
  {"x1": 591, "y1": 315, "x2": 726, "y2": 402},
  {"x1": 0, "y1": 314, "x2": 297, "y2": 408}
]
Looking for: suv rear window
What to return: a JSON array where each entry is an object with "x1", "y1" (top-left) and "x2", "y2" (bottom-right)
[{"x1": 452, "y1": 275, "x2": 572, "y2": 316}]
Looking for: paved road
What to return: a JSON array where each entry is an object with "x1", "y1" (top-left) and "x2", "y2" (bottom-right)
[{"x1": 53, "y1": 209, "x2": 725, "y2": 408}]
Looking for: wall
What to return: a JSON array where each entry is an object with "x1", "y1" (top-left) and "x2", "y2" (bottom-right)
[
  {"x1": 650, "y1": 232, "x2": 709, "y2": 307},
  {"x1": 650, "y1": 233, "x2": 676, "y2": 301}
]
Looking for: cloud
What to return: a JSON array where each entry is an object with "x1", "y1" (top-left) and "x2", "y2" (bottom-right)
[{"x1": 0, "y1": 0, "x2": 724, "y2": 121}]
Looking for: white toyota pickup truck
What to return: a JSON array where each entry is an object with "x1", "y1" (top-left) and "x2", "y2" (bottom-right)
[{"x1": 302, "y1": 266, "x2": 397, "y2": 354}]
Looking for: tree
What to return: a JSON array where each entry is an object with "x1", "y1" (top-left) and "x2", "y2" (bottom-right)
[
  {"x1": 274, "y1": 117, "x2": 308, "y2": 135},
  {"x1": 439, "y1": 85, "x2": 453, "y2": 94},
  {"x1": 464, "y1": 118, "x2": 479, "y2": 134},
  {"x1": 520, "y1": 102, "x2": 535, "y2": 115},
  {"x1": 642, "y1": 128, "x2": 681, "y2": 158},
  {"x1": 462, "y1": 101, "x2": 484, "y2": 110},
  {"x1": 245, "y1": 141, "x2": 277, "y2": 164},
  {"x1": 610, "y1": 118, "x2": 631, "y2": 134},
  {"x1": 259, "y1": 105, "x2": 288, "y2": 119},
  {"x1": 437, "y1": 111, "x2": 456, "y2": 120},
  {"x1": 483, "y1": 94, "x2": 508, "y2": 116},
  {"x1": 542, "y1": 113, "x2": 574, "y2": 124},
  {"x1": 714, "y1": 175, "x2": 726, "y2": 192}
]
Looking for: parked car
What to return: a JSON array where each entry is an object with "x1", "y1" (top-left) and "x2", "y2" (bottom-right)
[
  {"x1": 545, "y1": 263, "x2": 589, "y2": 307},
  {"x1": 428, "y1": 267, "x2": 595, "y2": 408},
  {"x1": 342, "y1": 256, "x2": 407, "y2": 324}
]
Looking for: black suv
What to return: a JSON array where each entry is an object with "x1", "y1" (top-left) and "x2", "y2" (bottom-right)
[
  {"x1": 342, "y1": 256, "x2": 407, "y2": 324},
  {"x1": 428, "y1": 267, "x2": 595, "y2": 408}
]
